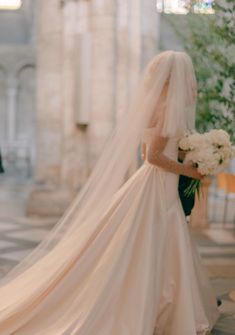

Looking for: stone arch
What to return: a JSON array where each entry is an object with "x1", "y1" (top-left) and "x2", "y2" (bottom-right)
[
  {"x1": 14, "y1": 58, "x2": 35, "y2": 76},
  {"x1": 13, "y1": 64, "x2": 36, "y2": 176},
  {"x1": 16, "y1": 64, "x2": 36, "y2": 141}
]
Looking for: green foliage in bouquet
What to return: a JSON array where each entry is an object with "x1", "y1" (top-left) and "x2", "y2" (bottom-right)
[{"x1": 165, "y1": 0, "x2": 235, "y2": 142}]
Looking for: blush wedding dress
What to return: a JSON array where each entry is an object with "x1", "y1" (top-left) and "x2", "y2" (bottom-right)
[
  {"x1": 0, "y1": 51, "x2": 219, "y2": 334},
  {"x1": 0, "y1": 128, "x2": 219, "y2": 335}
]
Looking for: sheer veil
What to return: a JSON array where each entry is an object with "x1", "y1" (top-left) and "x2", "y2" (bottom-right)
[{"x1": 0, "y1": 51, "x2": 197, "y2": 293}]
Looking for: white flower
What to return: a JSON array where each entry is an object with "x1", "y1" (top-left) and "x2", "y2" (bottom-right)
[
  {"x1": 189, "y1": 133, "x2": 205, "y2": 147},
  {"x1": 181, "y1": 128, "x2": 234, "y2": 177},
  {"x1": 179, "y1": 132, "x2": 204, "y2": 151},
  {"x1": 220, "y1": 146, "x2": 234, "y2": 160},
  {"x1": 178, "y1": 136, "x2": 192, "y2": 151},
  {"x1": 207, "y1": 129, "x2": 231, "y2": 147}
]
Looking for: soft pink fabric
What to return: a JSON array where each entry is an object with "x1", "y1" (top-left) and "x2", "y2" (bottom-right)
[{"x1": 0, "y1": 128, "x2": 219, "y2": 334}]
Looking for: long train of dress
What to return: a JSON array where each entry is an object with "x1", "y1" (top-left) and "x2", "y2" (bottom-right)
[{"x1": 0, "y1": 128, "x2": 219, "y2": 334}]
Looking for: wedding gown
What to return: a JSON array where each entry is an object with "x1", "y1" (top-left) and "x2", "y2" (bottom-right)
[{"x1": 0, "y1": 127, "x2": 219, "y2": 335}]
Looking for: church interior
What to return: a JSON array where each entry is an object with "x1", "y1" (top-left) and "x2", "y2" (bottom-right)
[{"x1": 0, "y1": 1, "x2": 234, "y2": 334}]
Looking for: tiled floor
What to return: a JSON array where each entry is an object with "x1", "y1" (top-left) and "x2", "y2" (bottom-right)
[{"x1": 0, "y1": 216, "x2": 56, "y2": 279}]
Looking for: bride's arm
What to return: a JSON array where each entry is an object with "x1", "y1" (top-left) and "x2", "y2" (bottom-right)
[{"x1": 148, "y1": 136, "x2": 202, "y2": 180}]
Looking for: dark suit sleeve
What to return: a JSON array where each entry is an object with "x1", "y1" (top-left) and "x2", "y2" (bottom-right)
[
  {"x1": 178, "y1": 157, "x2": 195, "y2": 216},
  {"x1": 178, "y1": 174, "x2": 195, "y2": 216}
]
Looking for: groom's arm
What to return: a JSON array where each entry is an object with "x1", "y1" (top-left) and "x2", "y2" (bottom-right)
[{"x1": 178, "y1": 149, "x2": 195, "y2": 216}]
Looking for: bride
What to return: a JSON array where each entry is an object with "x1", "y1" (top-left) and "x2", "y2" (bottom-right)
[{"x1": 0, "y1": 50, "x2": 219, "y2": 334}]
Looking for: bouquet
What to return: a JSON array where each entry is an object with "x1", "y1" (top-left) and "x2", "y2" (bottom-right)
[{"x1": 179, "y1": 129, "x2": 235, "y2": 197}]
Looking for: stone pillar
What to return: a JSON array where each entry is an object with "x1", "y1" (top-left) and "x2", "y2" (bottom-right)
[
  {"x1": 6, "y1": 77, "x2": 18, "y2": 143},
  {"x1": 87, "y1": 0, "x2": 116, "y2": 170},
  {"x1": 60, "y1": 0, "x2": 91, "y2": 191},
  {"x1": 27, "y1": 0, "x2": 69, "y2": 216},
  {"x1": 27, "y1": 0, "x2": 92, "y2": 216},
  {"x1": 140, "y1": 0, "x2": 159, "y2": 66},
  {"x1": 115, "y1": 0, "x2": 159, "y2": 174},
  {"x1": 0, "y1": 69, "x2": 6, "y2": 139}
]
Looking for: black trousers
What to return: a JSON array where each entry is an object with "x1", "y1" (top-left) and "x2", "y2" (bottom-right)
[{"x1": 178, "y1": 174, "x2": 195, "y2": 216}]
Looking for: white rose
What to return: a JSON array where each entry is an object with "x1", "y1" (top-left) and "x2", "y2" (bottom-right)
[
  {"x1": 207, "y1": 129, "x2": 231, "y2": 147},
  {"x1": 187, "y1": 133, "x2": 205, "y2": 149},
  {"x1": 178, "y1": 136, "x2": 191, "y2": 151},
  {"x1": 219, "y1": 146, "x2": 234, "y2": 160},
  {"x1": 179, "y1": 132, "x2": 205, "y2": 151}
]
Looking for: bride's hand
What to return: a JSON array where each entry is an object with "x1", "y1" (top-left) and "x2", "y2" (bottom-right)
[{"x1": 184, "y1": 163, "x2": 204, "y2": 180}]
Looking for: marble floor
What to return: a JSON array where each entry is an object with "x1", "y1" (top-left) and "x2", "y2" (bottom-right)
[
  {"x1": 0, "y1": 216, "x2": 56, "y2": 279},
  {"x1": 0, "y1": 177, "x2": 235, "y2": 334}
]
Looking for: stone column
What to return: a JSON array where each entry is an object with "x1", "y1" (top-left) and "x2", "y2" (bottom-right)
[
  {"x1": 27, "y1": 0, "x2": 69, "y2": 216},
  {"x1": 60, "y1": 0, "x2": 91, "y2": 192},
  {"x1": 0, "y1": 69, "x2": 6, "y2": 139},
  {"x1": 115, "y1": 0, "x2": 159, "y2": 175},
  {"x1": 27, "y1": 0, "x2": 92, "y2": 216},
  {"x1": 6, "y1": 77, "x2": 18, "y2": 143},
  {"x1": 140, "y1": 0, "x2": 159, "y2": 66},
  {"x1": 86, "y1": 0, "x2": 116, "y2": 170}
]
